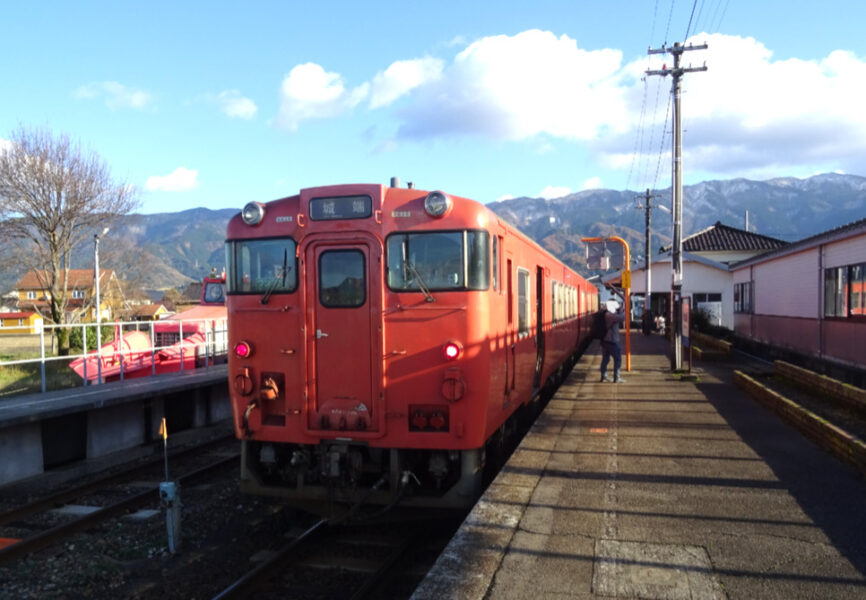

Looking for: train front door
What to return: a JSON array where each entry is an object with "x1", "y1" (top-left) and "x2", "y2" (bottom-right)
[{"x1": 305, "y1": 240, "x2": 379, "y2": 432}]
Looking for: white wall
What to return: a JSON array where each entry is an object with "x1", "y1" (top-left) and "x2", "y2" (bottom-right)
[
  {"x1": 630, "y1": 259, "x2": 733, "y2": 328},
  {"x1": 753, "y1": 249, "x2": 819, "y2": 318}
]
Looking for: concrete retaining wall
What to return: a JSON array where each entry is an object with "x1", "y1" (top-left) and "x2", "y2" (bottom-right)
[
  {"x1": 733, "y1": 370, "x2": 866, "y2": 476},
  {"x1": 775, "y1": 360, "x2": 866, "y2": 417}
]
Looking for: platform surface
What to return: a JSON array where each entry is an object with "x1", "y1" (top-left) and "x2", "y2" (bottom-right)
[
  {"x1": 0, "y1": 364, "x2": 227, "y2": 428},
  {"x1": 412, "y1": 333, "x2": 866, "y2": 599}
]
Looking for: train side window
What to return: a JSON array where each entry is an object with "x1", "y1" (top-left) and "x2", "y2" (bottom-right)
[
  {"x1": 466, "y1": 231, "x2": 490, "y2": 290},
  {"x1": 517, "y1": 268, "x2": 530, "y2": 336},
  {"x1": 507, "y1": 259, "x2": 513, "y2": 325},
  {"x1": 319, "y1": 250, "x2": 366, "y2": 308},
  {"x1": 492, "y1": 236, "x2": 499, "y2": 292}
]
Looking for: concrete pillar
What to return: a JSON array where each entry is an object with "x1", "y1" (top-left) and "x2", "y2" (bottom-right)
[
  {"x1": 0, "y1": 423, "x2": 44, "y2": 485},
  {"x1": 87, "y1": 404, "x2": 145, "y2": 458}
]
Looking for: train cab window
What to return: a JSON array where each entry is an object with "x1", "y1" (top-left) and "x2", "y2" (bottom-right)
[
  {"x1": 225, "y1": 238, "x2": 297, "y2": 294},
  {"x1": 386, "y1": 230, "x2": 489, "y2": 292},
  {"x1": 319, "y1": 250, "x2": 366, "y2": 308}
]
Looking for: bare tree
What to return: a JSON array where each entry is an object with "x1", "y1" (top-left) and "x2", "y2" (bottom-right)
[{"x1": 0, "y1": 125, "x2": 139, "y2": 353}]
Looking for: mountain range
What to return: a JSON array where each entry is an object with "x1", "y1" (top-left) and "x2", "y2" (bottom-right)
[{"x1": 1, "y1": 173, "x2": 864, "y2": 295}]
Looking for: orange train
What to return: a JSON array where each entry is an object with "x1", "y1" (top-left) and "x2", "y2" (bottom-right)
[{"x1": 225, "y1": 183, "x2": 598, "y2": 515}]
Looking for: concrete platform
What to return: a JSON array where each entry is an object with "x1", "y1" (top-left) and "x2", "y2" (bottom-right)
[
  {"x1": 0, "y1": 365, "x2": 229, "y2": 486},
  {"x1": 412, "y1": 334, "x2": 866, "y2": 599}
]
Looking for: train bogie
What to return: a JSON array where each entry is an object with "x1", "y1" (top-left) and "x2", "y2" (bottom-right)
[{"x1": 225, "y1": 183, "x2": 596, "y2": 515}]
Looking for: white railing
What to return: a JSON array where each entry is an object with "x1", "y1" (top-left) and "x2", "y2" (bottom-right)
[{"x1": 0, "y1": 318, "x2": 228, "y2": 396}]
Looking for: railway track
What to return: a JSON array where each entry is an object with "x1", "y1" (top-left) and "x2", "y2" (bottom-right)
[
  {"x1": 0, "y1": 439, "x2": 239, "y2": 564},
  {"x1": 211, "y1": 515, "x2": 460, "y2": 600}
]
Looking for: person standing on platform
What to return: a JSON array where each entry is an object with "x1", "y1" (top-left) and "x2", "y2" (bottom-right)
[{"x1": 600, "y1": 298, "x2": 626, "y2": 383}]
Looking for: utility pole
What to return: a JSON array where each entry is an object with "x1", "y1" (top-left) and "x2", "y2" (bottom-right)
[
  {"x1": 635, "y1": 189, "x2": 663, "y2": 335},
  {"x1": 646, "y1": 41, "x2": 707, "y2": 370}
]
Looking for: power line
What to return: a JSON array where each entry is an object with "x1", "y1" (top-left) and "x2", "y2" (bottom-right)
[{"x1": 684, "y1": 0, "x2": 699, "y2": 39}]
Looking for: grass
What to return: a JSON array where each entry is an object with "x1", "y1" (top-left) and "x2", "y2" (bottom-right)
[{"x1": 0, "y1": 358, "x2": 83, "y2": 397}]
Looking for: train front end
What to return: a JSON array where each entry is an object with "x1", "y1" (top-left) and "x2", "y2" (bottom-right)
[{"x1": 225, "y1": 183, "x2": 496, "y2": 515}]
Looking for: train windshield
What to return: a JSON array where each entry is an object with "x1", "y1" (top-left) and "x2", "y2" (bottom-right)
[
  {"x1": 225, "y1": 238, "x2": 298, "y2": 294},
  {"x1": 386, "y1": 230, "x2": 489, "y2": 291}
]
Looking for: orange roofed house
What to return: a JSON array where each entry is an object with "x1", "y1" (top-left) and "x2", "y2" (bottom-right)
[{"x1": 13, "y1": 269, "x2": 124, "y2": 324}]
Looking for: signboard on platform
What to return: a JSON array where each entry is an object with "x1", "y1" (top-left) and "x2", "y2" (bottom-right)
[{"x1": 682, "y1": 297, "x2": 690, "y2": 348}]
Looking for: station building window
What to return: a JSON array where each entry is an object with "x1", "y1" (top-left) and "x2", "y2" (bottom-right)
[
  {"x1": 825, "y1": 262, "x2": 866, "y2": 318},
  {"x1": 734, "y1": 282, "x2": 753, "y2": 314}
]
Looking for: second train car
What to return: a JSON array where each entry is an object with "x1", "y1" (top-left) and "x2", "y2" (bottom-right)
[{"x1": 225, "y1": 182, "x2": 598, "y2": 515}]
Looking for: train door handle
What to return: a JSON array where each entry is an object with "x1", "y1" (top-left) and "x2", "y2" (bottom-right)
[{"x1": 316, "y1": 329, "x2": 329, "y2": 339}]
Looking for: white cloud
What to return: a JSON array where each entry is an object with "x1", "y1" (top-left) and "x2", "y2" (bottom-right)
[
  {"x1": 496, "y1": 194, "x2": 514, "y2": 202},
  {"x1": 145, "y1": 167, "x2": 199, "y2": 192},
  {"x1": 276, "y1": 63, "x2": 369, "y2": 131},
  {"x1": 0, "y1": 138, "x2": 10, "y2": 152},
  {"x1": 74, "y1": 81, "x2": 153, "y2": 110},
  {"x1": 607, "y1": 33, "x2": 866, "y2": 179},
  {"x1": 370, "y1": 57, "x2": 444, "y2": 108},
  {"x1": 580, "y1": 176, "x2": 603, "y2": 190},
  {"x1": 395, "y1": 30, "x2": 628, "y2": 141},
  {"x1": 214, "y1": 90, "x2": 257, "y2": 119},
  {"x1": 539, "y1": 185, "x2": 572, "y2": 199}
]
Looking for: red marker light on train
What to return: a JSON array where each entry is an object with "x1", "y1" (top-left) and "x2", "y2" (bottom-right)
[
  {"x1": 234, "y1": 341, "x2": 253, "y2": 358},
  {"x1": 442, "y1": 341, "x2": 462, "y2": 361}
]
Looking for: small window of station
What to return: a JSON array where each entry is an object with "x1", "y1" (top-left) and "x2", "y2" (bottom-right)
[{"x1": 824, "y1": 263, "x2": 866, "y2": 318}]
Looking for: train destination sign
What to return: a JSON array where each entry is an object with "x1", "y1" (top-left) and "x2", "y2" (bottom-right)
[{"x1": 310, "y1": 195, "x2": 372, "y2": 220}]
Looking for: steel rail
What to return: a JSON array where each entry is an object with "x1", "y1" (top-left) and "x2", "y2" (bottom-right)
[
  {"x1": 0, "y1": 454, "x2": 237, "y2": 564},
  {"x1": 210, "y1": 517, "x2": 329, "y2": 600},
  {"x1": 0, "y1": 434, "x2": 234, "y2": 527}
]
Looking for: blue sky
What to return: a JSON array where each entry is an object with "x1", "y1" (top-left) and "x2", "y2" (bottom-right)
[{"x1": 3, "y1": 1, "x2": 865, "y2": 214}]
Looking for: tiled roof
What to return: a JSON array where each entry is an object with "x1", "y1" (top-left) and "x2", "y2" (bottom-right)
[
  {"x1": 14, "y1": 269, "x2": 114, "y2": 290},
  {"x1": 133, "y1": 303, "x2": 167, "y2": 317},
  {"x1": 660, "y1": 222, "x2": 788, "y2": 253},
  {"x1": 0, "y1": 311, "x2": 39, "y2": 320}
]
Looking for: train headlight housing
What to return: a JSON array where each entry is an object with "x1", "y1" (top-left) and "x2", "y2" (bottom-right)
[
  {"x1": 241, "y1": 202, "x2": 265, "y2": 226},
  {"x1": 234, "y1": 341, "x2": 253, "y2": 358},
  {"x1": 424, "y1": 191, "x2": 452, "y2": 218},
  {"x1": 442, "y1": 340, "x2": 462, "y2": 361}
]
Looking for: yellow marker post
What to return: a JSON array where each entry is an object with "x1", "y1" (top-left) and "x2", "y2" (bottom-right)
[{"x1": 159, "y1": 417, "x2": 169, "y2": 480}]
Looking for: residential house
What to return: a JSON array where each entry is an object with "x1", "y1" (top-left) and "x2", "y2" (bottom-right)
[
  {"x1": 14, "y1": 269, "x2": 124, "y2": 324},
  {"x1": 0, "y1": 311, "x2": 44, "y2": 335},
  {"x1": 132, "y1": 303, "x2": 170, "y2": 321}
]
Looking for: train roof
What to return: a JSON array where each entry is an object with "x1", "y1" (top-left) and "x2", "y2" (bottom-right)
[{"x1": 227, "y1": 183, "x2": 590, "y2": 282}]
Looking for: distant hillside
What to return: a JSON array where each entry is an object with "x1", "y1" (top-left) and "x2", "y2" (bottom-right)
[
  {"x1": 0, "y1": 207, "x2": 238, "y2": 294},
  {"x1": 487, "y1": 173, "x2": 866, "y2": 273},
  {"x1": 1, "y1": 173, "x2": 864, "y2": 294}
]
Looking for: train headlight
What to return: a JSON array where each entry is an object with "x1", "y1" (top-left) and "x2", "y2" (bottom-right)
[
  {"x1": 241, "y1": 202, "x2": 265, "y2": 226},
  {"x1": 424, "y1": 191, "x2": 452, "y2": 218},
  {"x1": 442, "y1": 340, "x2": 462, "y2": 361},
  {"x1": 234, "y1": 341, "x2": 253, "y2": 358}
]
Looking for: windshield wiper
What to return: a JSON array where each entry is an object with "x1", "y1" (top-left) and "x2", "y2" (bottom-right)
[
  {"x1": 261, "y1": 248, "x2": 288, "y2": 305},
  {"x1": 406, "y1": 261, "x2": 434, "y2": 303}
]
